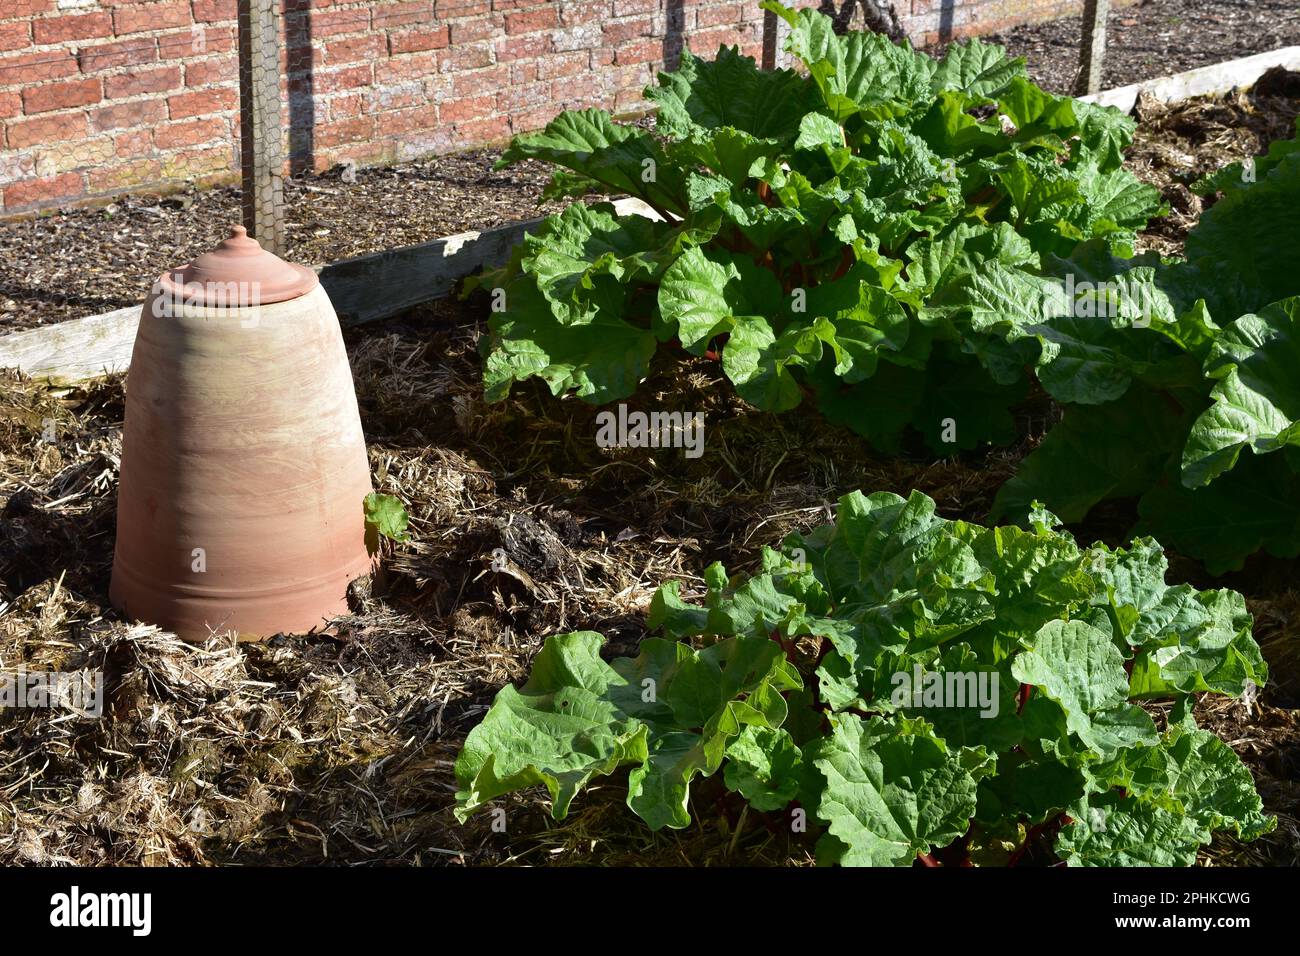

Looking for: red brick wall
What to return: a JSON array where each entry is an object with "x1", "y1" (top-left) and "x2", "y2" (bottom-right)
[{"x1": 0, "y1": 0, "x2": 1091, "y2": 215}]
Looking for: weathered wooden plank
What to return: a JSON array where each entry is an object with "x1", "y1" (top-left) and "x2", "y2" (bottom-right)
[
  {"x1": 0, "y1": 228, "x2": 529, "y2": 383},
  {"x1": 1080, "y1": 45, "x2": 1300, "y2": 111},
  {"x1": 0, "y1": 306, "x2": 139, "y2": 387},
  {"x1": 0, "y1": 198, "x2": 662, "y2": 384},
  {"x1": 320, "y1": 218, "x2": 538, "y2": 326}
]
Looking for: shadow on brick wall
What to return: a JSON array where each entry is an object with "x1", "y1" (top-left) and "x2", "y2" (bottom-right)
[
  {"x1": 939, "y1": 0, "x2": 956, "y2": 41},
  {"x1": 664, "y1": 0, "x2": 685, "y2": 70},
  {"x1": 285, "y1": 0, "x2": 315, "y2": 176}
]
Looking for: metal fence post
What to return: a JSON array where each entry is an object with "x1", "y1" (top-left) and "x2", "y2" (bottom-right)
[{"x1": 238, "y1": 0, "x2": 287, "y2": 255}]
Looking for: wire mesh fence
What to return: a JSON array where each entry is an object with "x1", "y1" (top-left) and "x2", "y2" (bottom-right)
[{"x1": 239, "y1": 0, "x2": 286, "y2": 254}]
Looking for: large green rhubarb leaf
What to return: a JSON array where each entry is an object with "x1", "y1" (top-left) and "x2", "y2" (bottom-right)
[
  {"x1": 723, "y1": 725, "x2": 805, "y2": 811},
  {"x1": 483, "y1": 277, "x2": 656, "y2": 403},
  {"x1": 809, "y1": 714, "x2": 978, "y2": 866},
  {"x1": 993, "y1": 385, "x2": 1200, "y2": 524},
  {"x1": 1139, "y1": 451, "x2": 1300, "y2": 573},
  {"x1": 1159, "y1": 724, "x2": 1274, "y2": 841},
  {"x1": 930, "y1": 39, "x2": 1024, "y2": 98},
  {"x1": 647, "y1": 45, "x2": 814, "y2": 143},
  {"x1": 453, "y1": 632, "x2": 651, "y2": 822},
  {"x1": 802, "y1": 266, "x2": 911, "y2": 381},
  {"x1": 1182, "y1": 297, "x2": 1300, "y2": 487},
  {"x1": 520, "y1": 202, "x2": 686, "y2": 324},
  {"x1": 1061, "y1": 717, "x2": 1274, "y2": 865},
  {"x1": 499, "y1": 109, "x2": 688, "y2": 215},
  {"x1": 1069, "y1": 99, "x2": 1138, "y2": 172},
  {"x1": 657, "y1": 246, "x2": 784, "y2": 352},
  {"x1": 1070, "y1": 158, "x2": 1167, "y2": 239},
  {"x1": 1056, "y1": 792, "x2": 1205, "y2": 866},
  {"x1": 1128, "y1": 589, "x2": 1267, "y2": 696},
  {"x1": 765, "y1": 0, "x2": 934, "y2": 120},
  {"x1": 613, "y1": 635, "x2": 801, "y2": 829},
  {"x1": 1010, "y1": 619, "x2": 1157, "y2": 757},
  {"x1": 1180, "y1": 148, "x2": 1300, "y2": 320},
  {"x1": 997, "y1": 75, "x2": 1077, "y2": 147}
]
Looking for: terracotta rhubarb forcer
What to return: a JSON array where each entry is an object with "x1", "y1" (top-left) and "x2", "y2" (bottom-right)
[{"x1": 110, "y1": 225, "x2": 374, "y2": 640}]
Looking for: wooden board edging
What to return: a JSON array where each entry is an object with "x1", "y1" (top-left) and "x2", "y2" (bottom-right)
[
  {"x1": 0, "y1": 306, "x2": 140, "y2": 387},
  {"x1": 318, "y1": 216, "x2": 538, "y2": 327},
  {"x1": 1079, "y1": 45, "x2": 1300, "y2": 111},
  {"x1": 0, "y1": 198, "x2": 658, "y2": 386}
]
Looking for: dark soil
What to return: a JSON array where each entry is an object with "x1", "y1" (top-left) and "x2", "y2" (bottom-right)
[
  {"x1": 978, "y1": 0, "x2": 1300, "y2": 94},
  {"x1": 0, "y1": 151, "x2": 566, "y2": 333},
  {"x1": 1128, "y1": 69, "x2": 1300, "y2": 256}
]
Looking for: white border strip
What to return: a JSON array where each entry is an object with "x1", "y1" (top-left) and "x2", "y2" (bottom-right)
[
  {"x1": 1079, "y1": 45, "x2": 1300, "y2": 112},
  {"x1": 0, "y1": 197, "x2": 658, "y2": 385}
]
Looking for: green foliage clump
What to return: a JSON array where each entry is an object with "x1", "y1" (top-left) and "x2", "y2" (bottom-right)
[
  {"x1": 989, "y1": 116, "x2": 1300, "y2": 571},
  {"x1": 455, "y1": 490, "x2": 1271, "y2": 866},
  {"x1": 472, "y1": 1, "x2": 1162, "y2": 455},
  {"x1": 474, "y1": 0, "x2": 1300, "y2": 574}
]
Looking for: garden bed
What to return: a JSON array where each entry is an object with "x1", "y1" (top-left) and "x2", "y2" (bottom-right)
[
  {"x1": 981, "y1": 0, "x2": 1300, "y2": 94},
  {"x1": 1124, "y1": 67, "x2": 1300, "y2": 256},
  {"x1": 2, "y1": 282, "x2": 1299, "y2": 866}
]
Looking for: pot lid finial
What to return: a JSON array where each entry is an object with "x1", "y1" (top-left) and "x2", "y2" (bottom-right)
[{"x1": 157, "y1": 224, "x2": 317, "y2": 308}]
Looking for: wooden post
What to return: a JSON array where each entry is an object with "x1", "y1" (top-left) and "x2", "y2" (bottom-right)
[
  {"x1": 1074, "y1": 0, "x2": 1111, "y2": 96},
  {"x1": 761, "y1": 7, "x2": 790, "y2": 71},
  {"x1": 238, "y1": 0, "x2": 286, "y2": 255}
]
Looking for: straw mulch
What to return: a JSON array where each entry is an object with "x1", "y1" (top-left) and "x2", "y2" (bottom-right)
[
  {"x1": 1129, "y1": 68, "x2": 1300, "y2": 258},
  {"x1": 2, "y1": 297, "x2": 1298, "y2": 867}
]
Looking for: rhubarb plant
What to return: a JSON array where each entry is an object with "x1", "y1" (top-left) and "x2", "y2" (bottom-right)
[
  {"x1": 471, "y1": 1, "x2": 1162, "y2": 453},
  {"x1": 454, "y1": 490, "x2": 1272, "y2": 866},
  {"x1": 474, "y1": 0, "x2": 1300, "y2": 573},
  {"x1": 985, "y1": 117, "x2": 1300, "y2": 571}
]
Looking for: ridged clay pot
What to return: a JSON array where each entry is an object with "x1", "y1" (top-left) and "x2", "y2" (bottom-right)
[{"x1": 110, "y1": 226, "x2": 374, "y2": 641}]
